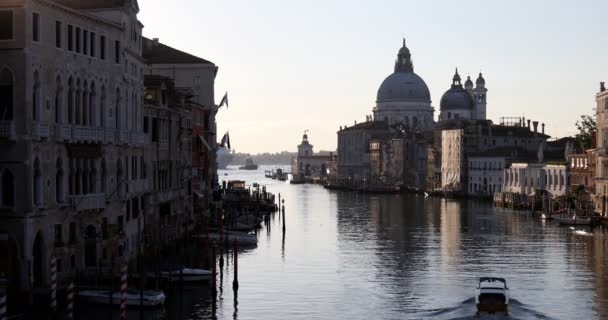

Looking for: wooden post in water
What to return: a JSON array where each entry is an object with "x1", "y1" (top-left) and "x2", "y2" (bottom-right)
[
  {"x1": 211, "y1": 241, "x2": 217, "y2": 294},
  {"x1": 282, "y1": 202, "x2": 286, "y2": 233},
  {"x1": 233, "y1": 240, "x2": 239, "y2": 292}
]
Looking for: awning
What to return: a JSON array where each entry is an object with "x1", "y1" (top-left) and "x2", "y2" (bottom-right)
[{"x1": 198, "y1": 135, "x2": 211, "y2": 151}]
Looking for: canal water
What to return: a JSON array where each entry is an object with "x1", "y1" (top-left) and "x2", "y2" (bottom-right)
[{"x1": 82, "y1": 165, "x2": 608, "y2": 320}]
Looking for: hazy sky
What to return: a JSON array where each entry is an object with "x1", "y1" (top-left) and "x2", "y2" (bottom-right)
[{"x1": 139, "y1": 0, "x2": 608, "y2": 153}]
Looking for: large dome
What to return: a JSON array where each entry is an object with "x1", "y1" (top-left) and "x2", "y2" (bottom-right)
[
  {"x1": 440, "y1": 86, "x2": 474, "y2": 110},
  {"x1": 376, "y1": 72, "x2": 431, "y2": 102}
]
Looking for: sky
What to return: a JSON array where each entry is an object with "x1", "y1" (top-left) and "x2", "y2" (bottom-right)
[{"x1": 139, "y1": 0, "x2": 608, "y2": 154}]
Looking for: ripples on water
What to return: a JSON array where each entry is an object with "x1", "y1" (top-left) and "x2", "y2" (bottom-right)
[{"x1": 77, "y1": 166, "x2": 608, "y2": 320}]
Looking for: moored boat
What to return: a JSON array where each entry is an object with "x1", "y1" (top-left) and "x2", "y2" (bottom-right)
[
  {"x1": 475, "y1": 277, "x2": 509, "y2": 314},
  {"x1": 79, "y1": 288, "x2": 166, "y2": 307},
  {"x1": 195, "y1": 230, "x2": 258, "y2": 245},
  {"x1": 554, "y1": 215, "x2": 591, "y2": 225},
  {"x1": 153, "y1": 268, "x2": 213, "y2": 282}
]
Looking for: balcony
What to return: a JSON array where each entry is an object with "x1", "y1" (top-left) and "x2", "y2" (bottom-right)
[
  {"x1": 32, "y1": 122, "x2": 50, "y2": 139},
  {"x1": 155, "y1": 189, "x2": 180, "y2": 203},
  {"x1": 104, "y1": 128, "x2": 116, "y2": 144},
  {"x1": 68, "y1": 193, "x2": 107, "y2": 211},
  {"x1": 119, "y1": 130, "x2": 129, "y2": 144},
  {"x1": 73, "y1": 126, "x2": 102, "y2": 143},
  {"x1": 132, "y1": 132, "x2": 146, "y2": 146},
  {"x1": 56, "y1": 124, "x2": 72, "y2": 141},
  {"x1": 0, "y1": 120, "x2": 16, "y2": 139},
  {"x1": 129, "y1": 180, "x2": 149, "y2": 194}
]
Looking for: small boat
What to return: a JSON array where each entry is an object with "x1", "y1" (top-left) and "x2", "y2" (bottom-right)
[
  {"x1": 554, "y1": 215, "x2": 591, "y2": 226},
  {"x1": 475, "y1": 277, "x2": 509, "y2": 314},
  {"x1": 79, "y1": 289, "x2": 166, "y2": 307},
  {"x1": 573, "y1": 230, "x2": 593, "y2": 237},
  {"x1": 142, "y1": 268, "x2": 213, "y2": 282},
  {"x1": 195, "y1": 230, "x2": 258, "y2": 245}
]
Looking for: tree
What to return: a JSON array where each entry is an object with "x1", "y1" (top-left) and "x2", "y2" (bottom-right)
[{"x1": 575, "y1": 115, "x2": 596, "y2": 149}]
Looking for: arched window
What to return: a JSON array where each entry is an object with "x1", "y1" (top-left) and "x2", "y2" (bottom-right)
[
  {"x1": 0, "y1": 68, "x2": 15, "y2": 120},
  {"x1": 82, "y1": 160, "x2": 89, "y2": 194},
  {"x1": 69, "y1": 159, "x2": 74, "y2": 195},
  {"x1": 1, "y1": 169, "x2": 15, "y2": 207},
  {"x1": 74, "y1": 159, "x2": 81, "y2": 195},
  {"x1": 33, "y1": 158, "x2": 42, "y2": 206},
  {"x1": 115, "y1": 88, "x2": 121, "y2": 129},
  {"x1": 89, "y1": 82, "x2": 96, "y2": 126},
  {"x1": 100, "y1": 86, "x2": 106, "y2": 127},
  {"x1": 89, "y1": 160, "x2": 96, "y2": 193},
  {"x1": 124, "y1": 89, "x2": 129, "y2": 131},
  {"x1": 75, "y1": 79, "x2": 81, "y2": 125},
  {"x1": 116, "y1": 159, "x2": 123, "y2": 196},
  {"x1": 82, "y1": 80, "x2": 88, "y2": 126},
  {"x1": 56, "y1": 158, "x2": 64, "y2": 203},
  {"x1": 101, "y1": 159, "x2": 107, "y2": 193},
  {"x1": 32, "y1": 71, "x2": 40, "y2": 121},
  {"x1": 67, "y1": 77, "x2": 74, "y2": 124},
  {"x1": 55, "y1": 76, "x2": 63, "y2": 123}
]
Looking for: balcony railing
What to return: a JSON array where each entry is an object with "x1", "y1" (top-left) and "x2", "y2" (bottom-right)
[
  {"x1": 32, "y1": 122, "x2": 50, "y2": 138},
  {"x1": 0, "y1": 120, "x2": 16, "y2": 139},
  {"x1": 105, "y1": 128, "x2": 115, "y2": 144},
  {"x1": 68, "y1": 193, "x2": 107, "y2": 211}
]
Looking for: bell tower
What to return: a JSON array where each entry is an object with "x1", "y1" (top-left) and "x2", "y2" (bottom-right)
[{"x1": 474, "y1": 73, "x2": 487, "y2": 120}]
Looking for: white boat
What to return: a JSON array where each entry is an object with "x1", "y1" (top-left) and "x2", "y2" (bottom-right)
[
  {"x1": 475, "y1": 277, "x2": 509, "y2": 314},
  {"x1": 554, "y1": 215, "x2": 591, "y2": 226},
  {"x1": 151, "y1": 268, "x2": 213, "y2": 282},
  {"x1": 573, "y1": 230, "x2": 593, "y2": 237},
  {"x1": 195, "y1": 230, "x2": 258, "y2": 245},
  {"x1": 78, "y1": 288, "x2": 166, "y2": 307}
]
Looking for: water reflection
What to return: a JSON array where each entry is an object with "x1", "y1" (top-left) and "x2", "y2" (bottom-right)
[{"x1": 74, "y1": 167, "x2": 607, "y2": 319}]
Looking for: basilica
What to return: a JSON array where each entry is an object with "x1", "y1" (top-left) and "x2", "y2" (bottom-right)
[{"x1": 373, "y1": 39, "x2": 488, "y2": 126}]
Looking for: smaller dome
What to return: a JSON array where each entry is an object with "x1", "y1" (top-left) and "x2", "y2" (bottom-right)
[
  {"x1": 465, "y1": 76, "x2": 473, "y2": 87},
  {"x1": 476, "y1": 73, "x2": 485, "y2": 85},
  {"x1": 398, "y1": 38, "x2": 410, "y2": 55},
  {"x1": 440, "y1": 86, "x2": 475, "y2": 111}
]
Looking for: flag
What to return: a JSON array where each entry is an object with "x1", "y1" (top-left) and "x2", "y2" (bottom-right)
[
  {"x1": 218, "y1": 92, "x2": 229, "y2": 109},
  {"x1": 220, "y1": 132, "x2": 231, "y2": 149}
]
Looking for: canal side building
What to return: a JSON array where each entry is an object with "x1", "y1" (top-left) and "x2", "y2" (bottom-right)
[
  {"x1": 0, "y1": 0, "x2": 146, "y2": 293},
  {"x1": 291, "y1": 132, "x2": 332, "y2": 178}
]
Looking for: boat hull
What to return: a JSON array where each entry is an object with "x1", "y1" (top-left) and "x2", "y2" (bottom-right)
[
  {"x1": 555, "y1": 217, "x2": 591, "y2": 225},
  {"x1": 79, "y1": 291, "x2": 165, "y2": 307}
]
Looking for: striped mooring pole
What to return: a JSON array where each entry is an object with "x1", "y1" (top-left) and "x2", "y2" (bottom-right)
[
  {"x1": 50, "y1": 256, "x2": 57, "y2": 313},
  {"x1": 0, "y1": 290, "x2": 7, "y2": 320},
  {"x1": 120, "y1": 265, "x2": 128, "y2": 320},
  {"x1": 67, "y1": 280, "x2": 74, "y2": 320}
]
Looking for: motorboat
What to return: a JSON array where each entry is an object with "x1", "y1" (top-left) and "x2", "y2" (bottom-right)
[
  {"x1": 78, "y1": 288, "x2": 166, "y2": 307},
  {"x1": 195, "y1": 230, "x2": 258, "y2": 245},
  {"x1": 148, "y1": 268, "x2": 213, "y2": 282},
  {"x1": 554, "y1": 215, "x2": 591, "y2": 226},
  {"x1": 239, "y1": 158, "x2": 258, "y2": 170},
  {"x1": 475, "y1": 277, "x2": 509, "y2": 314}
]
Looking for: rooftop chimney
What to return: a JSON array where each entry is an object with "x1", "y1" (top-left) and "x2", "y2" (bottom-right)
[
  {"x1": 542, "y1": 123, "x2": 545, "y2": 135},
  {"x1": 527, "y1": 119, "x2": 531, "y2": 130},
  {"x1": 601, "y1": 82, "x2": 606, "y2": 92},
  {"x1": 533, "y1": 121, "x2": 539, "y2": 133},
  {"x1": 153, "y1": 38, "x2": 160, "y2": 46}
]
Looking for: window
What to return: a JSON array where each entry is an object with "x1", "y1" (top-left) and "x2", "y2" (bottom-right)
[
  {"x1": 0, "y1": 68, "x2": 14, "y2": 120},
  {"x1": 54, "y1": 224, "x2": 63, "y2": 247},
  {"x1": 75, "y1": 27, "x2": 81, "y2": 53},
  {"x1": 143, "y1": 116, "x2": 148, "y2": 133},
  {"x1": 69, "y1": 222, "x2": 76, "y2": 244},
  {"x1": 32, "y1": 13, "x2": 40, "y2": 42},
  {"x1": 115, "y1": 40, "x2": 120, "y2": 63},
  {"x1": 67, "y1": 25, "x2": 73, "y2": 51},
  {"x1": 82, "y1": 30, "x2": 88, "y2": 55},
  {"x1": 90, "y1": 32, "x2": 95, "y2": 57},
  {"x1": 1, "y1": 169, "x2": 15, "y2": 207},
  {"x1": 33, "y1": 158, "x2": 42, "y2": 206},
  {"x1": 32, "y1": 71, "x2": 40, "y2": 121},
  {"x1": 55, "y1": 21, "x2": 62, "y2": 48},
  {"x1": 100, "y1": 35, "x2": 106, "y2": 60},
  {"x1": 0, "y1": 10, "x2": 13, "y2": 40},
  {"x1": 55, "y1": 158, "x2": 64, "y2": 203}
]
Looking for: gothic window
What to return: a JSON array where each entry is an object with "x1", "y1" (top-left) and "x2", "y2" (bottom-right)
[
  {"x1": 56, "y1": 158, "x2": 64, "y2": 203},
  {"x1": 75, "y1": 79, "x2": 81, "y2": 125},
  {"x1": 33, "y1": 158, "x2": 42, "y2": 206},
  {"x1": 89, "y1": 160, "x2": 96, "y2": 193},
  {"x1": 68, "y1": 159, "x2": 74, "y2": 195},
  {"x1": 89, "y1": 82, "x2": 96, "y2": 126},
  {"x1": 0, "y1": 68, "x2": 14, "y2": 120},
  {"x1": 55, "y1": 76, "x2": 63, "y2": 123},
  {"x1": 82, "y1": 80, "x2": 88, "y2": 126},
  {"x1": 1, "y1": 169, "x2": 15, "y2": 207},
  {"x1": 115, "y1": 88, "x2": 121, "y2": 129},
  {"x1": 100, "y1": 86, "x2": 106, "y2": 127},
  {"x1": 67, "y1": 77, "x2": 74, "y2": 124},
  {"x1": 101, "y1": 159, "x2": 107, "y2": 193},
  {"x1": 32, "y1": 71, "x2": 40, "y2": 121}
]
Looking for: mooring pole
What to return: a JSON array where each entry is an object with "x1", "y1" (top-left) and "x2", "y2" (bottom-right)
[{"x1": 233, "y1": 240, "x2": 239, "y2": 292}]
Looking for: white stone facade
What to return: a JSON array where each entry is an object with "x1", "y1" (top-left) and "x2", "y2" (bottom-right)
[
  {"x1": 467, "y1": 157, "x2": 505, "y2": 196},
  {"x1": 503, "y1": 163, "x2": 568, "y2": 197}
]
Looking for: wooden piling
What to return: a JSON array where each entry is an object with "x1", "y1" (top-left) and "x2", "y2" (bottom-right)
[
  {"x1": 282, "y1": 204, "x2": 286, "y2": 233},
  {"x1": 211, "y1": 241, "x2": 217, "y2": 294},
  {"x1": 233, "y1": 240, "x2": 239, "y2": 292}
]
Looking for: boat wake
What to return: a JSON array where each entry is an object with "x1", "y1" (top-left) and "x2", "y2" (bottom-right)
[{"x1": 416, "y1": 298, "x2": 555, "y2": 320}]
